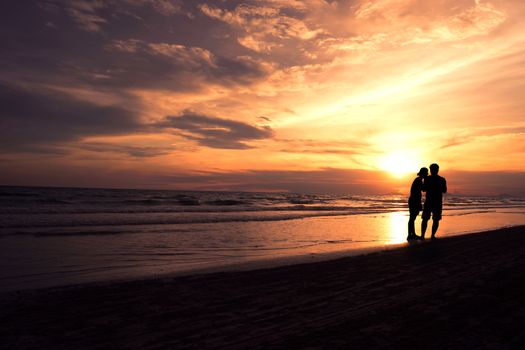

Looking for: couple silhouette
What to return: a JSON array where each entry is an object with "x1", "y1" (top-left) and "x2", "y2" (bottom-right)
[{"x1": 407, "y1": 163, "x2": 447, "y2": 241}]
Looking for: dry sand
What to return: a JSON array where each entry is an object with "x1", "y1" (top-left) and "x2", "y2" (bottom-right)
[{"x1": 2, "y1": 226, "x2": 525, "y2": 349}]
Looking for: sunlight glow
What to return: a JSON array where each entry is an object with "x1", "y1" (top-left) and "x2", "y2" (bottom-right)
[
  {"x1": 379, "y1": 151, "x2": 420, "y2": 179},
  {"x1": 2, "y1": 0, "x2": 525, "y2": 192}
]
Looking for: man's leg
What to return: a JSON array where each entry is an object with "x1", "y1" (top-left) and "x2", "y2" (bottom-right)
[
  {"x1": 431, "y1": 220, "x2": 439, "y2": 238},
  {"x1": 431, "y1": 207, "x2": 442, "y2": 239},
  {"x1": 421, "y1": 218, "x2": 428, "y2": 239}
]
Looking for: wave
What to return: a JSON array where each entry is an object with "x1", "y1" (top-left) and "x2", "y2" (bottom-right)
[
  {"x1": 3, "y1": 201, "x2": 525, "y2": 216},
  {"x1": 1, "y1": 209, "x2": 402, "y2": 234},
  {"x1": 4, "y1": 207, "x2": 520, "y2": 236},
  {"x1": 2, "y1": 187, "x2": 525, "y2": 237},
  {"x1": 204, "y1": 199, "x2": 247, "y2": 206},
  {"x1": 3, "y1": 186, "x2": 525, "y2": 209}
]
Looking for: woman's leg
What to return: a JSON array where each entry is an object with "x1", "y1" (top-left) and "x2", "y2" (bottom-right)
[{"x1": 408, "y1": 212, "x2": 417, "y2": 238}]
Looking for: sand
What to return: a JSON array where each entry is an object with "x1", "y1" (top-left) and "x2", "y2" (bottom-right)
[{"x1": 2, "y1": 226, "x2": 525, "y2": 349}]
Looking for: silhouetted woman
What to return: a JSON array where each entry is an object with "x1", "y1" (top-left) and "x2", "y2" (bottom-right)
[{"x1": 407, "y1": 167, "x2": 428, "y2": 240}]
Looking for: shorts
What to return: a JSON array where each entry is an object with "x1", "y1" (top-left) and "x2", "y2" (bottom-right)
[{"x1": 422, "y1": 201, "x2": 442, "y2": 221}]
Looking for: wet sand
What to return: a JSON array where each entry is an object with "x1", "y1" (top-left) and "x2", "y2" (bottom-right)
[{"x1": 2, "y1": 226, "x2": 525, "y2": 349}]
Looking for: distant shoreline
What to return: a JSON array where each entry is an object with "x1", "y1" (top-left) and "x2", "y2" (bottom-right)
[{"x1": 0, "y1": 183, "x2": 510, "y2": 197}]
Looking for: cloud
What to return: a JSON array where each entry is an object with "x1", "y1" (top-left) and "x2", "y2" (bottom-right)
[
  {"x1": 0, "y1": 80, "x2": 274, "y2": 154},
  {"x1": 275, "y1": 138, "x2": 372, "y2": 156},
  {"x1": 102, "y1": 39, "x2": 273, "y2": 90},
  {"x1": 1, "y1": 1, "x2": 273, "y2": 94},
  {"x1": 157, "y1": 112, "x2": 274, "y2": 149},
  {"x1": 1, "y1": 0, "x2": 524, "y2": 192},
  {"x1": 439, "y1": 125, "x2": 525, "y2": 149},
  {"x1": 155, "y1": 167, "x2": 397, "y2": 194},
  {"x1": 314, "y1": 0, "x2": 508, "y2": 62},
  {"x1": 132, "y1": 0, "x2": 184, "y2": 16},
  {"x1": 0, "y1": 82, "x2": 140, "y2": 153},
  {"x1": 65, "y1": 0, "x2": 108, "y2": 32},
  {"x1": 107, "y1": 39, "x2": 216, "y2": 70},
  {"x1": 279, "y1": 148, "x2": 361, "y2": 155},
  {"x1": 199, "y1": 3, "x2": 324, "y2": 52},
  {"x1": 1, "y1": 2, "x2": 275, "y2": 97},
  {"x1": 75, "y1": 142, "x2": 173, "y2": 157},
  {"x1": 61, "y1": 0, "x2": 189, "y2": 32},
  {"x1": 258, "y1": 116, "x2": 272, "y2": 122},
  {"x1": 447, "y1": 170, "x2": 525, "y2": 196}
]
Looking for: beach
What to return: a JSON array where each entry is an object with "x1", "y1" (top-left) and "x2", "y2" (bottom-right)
[{"x1": 2, "y1": 225, "x2": 525, "y2": 349}]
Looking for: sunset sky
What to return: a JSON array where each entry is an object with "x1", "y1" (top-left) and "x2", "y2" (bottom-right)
[{"x1": 1, "y1": 0, "x2": 525, "y2": 195}]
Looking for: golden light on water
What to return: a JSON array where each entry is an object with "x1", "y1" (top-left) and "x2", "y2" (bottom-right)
[{"x1": 388, "y1": 211, "x2": 408, "y2": 243}]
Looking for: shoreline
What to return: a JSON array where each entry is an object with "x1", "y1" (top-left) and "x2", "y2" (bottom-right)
[
  {"x1": 1, "y1": 223, "x2": 522, "y2": 294},
  {"x1": 152, "y1": 222, "x2": 524, "y2": 281},
  {"x1": 3, "y1": 210, "x2": 524, "y2": 294},
  {"x1": 2, "y1": 225, "x2": 525, "y2": 349}
]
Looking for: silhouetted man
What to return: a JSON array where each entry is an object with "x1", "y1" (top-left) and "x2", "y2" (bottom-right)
[
  {"x1": 421, "y1": 163, "x2": 447, "y2": 240},
  {"x1": 407, "y1": 167, "x2": 428, "y2": 240}
]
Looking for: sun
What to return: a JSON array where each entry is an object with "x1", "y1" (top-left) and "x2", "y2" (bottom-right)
[{"x1": 379, "y1": 151, "x2": 421, "y2": 179}]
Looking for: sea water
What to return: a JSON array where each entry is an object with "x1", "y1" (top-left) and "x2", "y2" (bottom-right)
[{"x1": 1, "y1": 186, "x2": 525, "y2": 291}]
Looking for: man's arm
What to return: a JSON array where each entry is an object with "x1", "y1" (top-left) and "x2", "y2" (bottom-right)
[{"x1": 442, "y1": 178, "x2": 447, "y2": 194}]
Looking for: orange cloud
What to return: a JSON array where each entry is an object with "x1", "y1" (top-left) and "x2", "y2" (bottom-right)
[{"x1": 1, "y1": 0, "x2": 525, "y2": 193}]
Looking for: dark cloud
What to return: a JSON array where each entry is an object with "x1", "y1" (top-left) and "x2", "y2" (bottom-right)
[
  {"x1": 154, "y1": 168, "x2": 395, "y2": 194},
  {"x1": 65, "y1": 0, "x2": 108, "y2": 33},
  {"x1": 75, "y1": 142, "x2": 173, "y2": 158},
  {"x1": 0, "y1": 1, "x2": 276, "y2": 156},
  {"x1": 158, "y1": 113, "x2": 274, "y2": 149},
  {"x1": 0, "y1": 83, "x2": 140, "y2": 153},
  {"x1": 66, "y1": 0, "x2": 190, "y2": 30},
  {"x1": 447, "y1": 171, "x2": 525, "y2": 196},
  {"x1": 138, "y1": 169, "x2": 525, "y2": 195},
  {"x1": 258, "y1": 116, "x2": 271, "y2": 122},
  {"x1": 0, "y1": 1, "x2": 271, "y2": 93},
  {"x1": 118, "y1": 166, "x2": 525, "y2": 195},
  {"x1": 47, "y1": 0, "x2": 189, "y2": 33},
  {"x1": 97, "y1": 39, "x2": 271, "y2": 90},
  {"x1": 3, "y1": 162, "x2": 525, "y2": 195},
  {"x1": 0, "y1": 80, "x2": 272, "y2": 154}
]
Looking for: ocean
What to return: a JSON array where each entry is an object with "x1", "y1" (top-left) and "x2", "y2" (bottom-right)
[{"x1": 1, "y1": 186, "x2": 525, "y2": 291}]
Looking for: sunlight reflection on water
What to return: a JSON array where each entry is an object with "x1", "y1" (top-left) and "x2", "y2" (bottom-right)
[
  {"x1": 388, "y1": 211, "x2": 408, "y2": 244},
  {"x1": 1, "y1": 209, "x2": 524, "y2": 292}
]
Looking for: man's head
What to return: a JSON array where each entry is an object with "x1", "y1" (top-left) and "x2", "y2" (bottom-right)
[{"x1": 429, "y1": 163, "x2": 439, "y2": 175}]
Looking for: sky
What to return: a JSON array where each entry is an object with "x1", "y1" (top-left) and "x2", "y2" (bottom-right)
[{"x1": 1, "y1": 0, "x2": 525, "y2": 195}]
